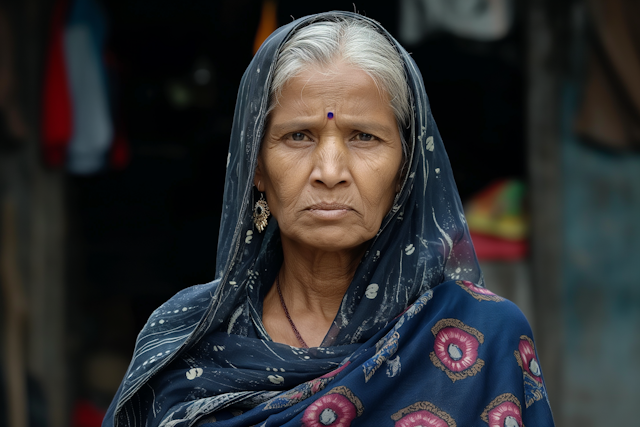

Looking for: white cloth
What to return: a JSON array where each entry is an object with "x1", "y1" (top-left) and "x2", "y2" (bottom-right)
[
  {"x1": 64, "y1": 21, "x2": 112, "y2": 174},
  {"x1": 399, "y1": 0, "x2": 514, "y2": 45}
]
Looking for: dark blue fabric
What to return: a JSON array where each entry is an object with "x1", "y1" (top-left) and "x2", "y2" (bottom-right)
[
  {"x1": 103, "y1": 281, "x2": 554, "y2": 426},
  {"x1": 102, "y1": 11, "x2": 554, "y2": 427}
]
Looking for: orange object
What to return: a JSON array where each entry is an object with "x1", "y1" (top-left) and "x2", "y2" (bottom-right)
[
  {"x1": 253, "y1": 0, "x2": 278, "y2": 55},
  {"x1": 464, "y1": 179, "x2": 528, "y2": 241},
  {"x1": 465, "y1": 179, "x2": 529, "y2": 260}
]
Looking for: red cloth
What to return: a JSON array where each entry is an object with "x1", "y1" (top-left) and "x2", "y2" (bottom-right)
[
  {"x1": 470, "y1": 231, "x2": 528, "y2": 261},
  {"x1": 104, "y1": 51, "x2": 130, "y2": 170},
  {"x1": 41, "y1": 0, "x2": 72, "y2": 167},
  {"x1": 72, "y1": 400, "x2": 106, "y2": 427},
  {"x1": 109, "y1": 130, "x2": 130, "y2": 170}
]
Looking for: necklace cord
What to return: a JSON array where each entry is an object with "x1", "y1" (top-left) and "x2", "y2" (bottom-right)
[{"x1": 276, "y1": 275, "x2": 310, "y2": 348}]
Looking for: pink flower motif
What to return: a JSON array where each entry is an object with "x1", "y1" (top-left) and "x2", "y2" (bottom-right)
[
  {"x1": 434, "y1": 327, "x2": 480, "y2": 372},
  {"x1": 487, "y1": 402, "x2": 523, "y2": 427},
  {"x1": 302, "y1": 394, "x2": 357, "y2": 427},
  {"x1": 459, "y1": 280, "x2": 495, "y2": 296},
  {"x1": 456, "y1": 280, "x2": 504, "y2": 302},
  {"x1": 394, "y1": 410, "x2": 450, "y2": 427},
  {"x1": 518, "y1": 337, "x2": 542, "y2": 383}
]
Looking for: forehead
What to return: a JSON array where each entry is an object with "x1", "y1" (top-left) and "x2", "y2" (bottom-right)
[{"x1": 270, "y1": 63, "x2": 394, "y2": 120}]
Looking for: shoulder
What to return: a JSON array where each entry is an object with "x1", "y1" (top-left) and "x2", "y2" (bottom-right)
[
  {"x1": 430, "y1": 279, "x2": 533, "y2": 339},
  {"x1": 137, "y1": 279, "x2": 220, "y2": 339},
  {"x1": 146, "y1": 280, "x2": 219, "y2": 322},
  {"x1": 402, "y1": 283, "x2": 553, "y2": 426},
  {"x1": 402, "y1": 281, "x2": 554, "y2": 425},
  {"x1": 102, "y1": 279, "x2": 220, "y2": 427},
  {"x1": 124, "y1": 280, "x2": 219, "y2": 392}
]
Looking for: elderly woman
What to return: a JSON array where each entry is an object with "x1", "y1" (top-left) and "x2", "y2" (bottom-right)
[{"x1": 103, "y1": 12, "x2": 554, "y2": 427}]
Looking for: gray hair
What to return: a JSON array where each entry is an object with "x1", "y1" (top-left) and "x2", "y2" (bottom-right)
[{"x1": 268, "y1": 17, "x2": 411, "y2": 160}]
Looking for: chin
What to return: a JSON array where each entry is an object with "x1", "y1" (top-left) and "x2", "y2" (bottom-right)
[{"x1": 292, "y1": 229, "x2": 373, "y2": 253}]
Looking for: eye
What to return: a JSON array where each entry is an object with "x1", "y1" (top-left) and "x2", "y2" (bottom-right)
[
  {"x1": 290, "y1": 132, "x2": 306, "y2": 141},
  {"x1": 354, "y1": 133, "x2": 376, "y2": 142},
  {"x1": 281, "y1": 131, "x2": 312, "y2": 146}
]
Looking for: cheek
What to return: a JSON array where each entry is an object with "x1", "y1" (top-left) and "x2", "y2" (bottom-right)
[
  {"x1": 360, "y1": 158, "x2": 402, "y2": 211},
  {"x1": 263, "y1": 159, "x2": 309, "y2": 213},
  {"x1": 269, "y1": 182, "x2": 302, "y2": 212}
]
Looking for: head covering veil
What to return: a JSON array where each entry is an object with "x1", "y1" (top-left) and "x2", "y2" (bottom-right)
[
  {"x1": 212, "y1": 11, "x2": 482, "y2": 346},
  {"x1": 104, "y1": 11, "x2": 486, "y2": 427}
]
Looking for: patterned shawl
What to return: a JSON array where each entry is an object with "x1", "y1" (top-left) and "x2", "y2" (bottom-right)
[{"x1": 103, "y1": 11, "x2": 554, "y2": 427}]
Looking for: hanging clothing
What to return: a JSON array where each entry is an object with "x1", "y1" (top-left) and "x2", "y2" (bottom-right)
[
  {"x1": 41, "y1": 0, "x2": 73, "y2": 166},
  {"x1": 574, "y1": 0, "x2": 640, "y2": 150},
  {"x1": 64, "y1": 0, "x2": 113, "y2": 174},
  {"x1": 0, "y1": 5, "x2": 28, "y2": 149},
  {"x1": 102, "y1": 11, "x2": 554, "y2": 427},
  {"x1": 399, "y1": 0, "x2": 515, "y2": 45}
]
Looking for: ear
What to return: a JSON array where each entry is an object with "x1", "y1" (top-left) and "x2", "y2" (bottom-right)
[{"x1": 254, "y1": 156, "x2": 265, "y2": 192}]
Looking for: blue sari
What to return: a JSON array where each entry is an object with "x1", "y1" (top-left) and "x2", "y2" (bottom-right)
[{"x1": 103, "y1": 11, "x2": 555, "y2": 427}]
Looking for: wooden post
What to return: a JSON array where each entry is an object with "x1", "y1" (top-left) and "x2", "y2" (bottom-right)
[
  {"x1": 26, "y1": 0, "x2": 69, "y2": 424},
  {"x1": 0, "y1": 0, "x2": 70, "y2": 426},
  {"x1": 526, "y1": 0, "x2": 570, "y2": 422},
  {"x1": 1, "y1": 198, "x2": 29, "y2": 427}
]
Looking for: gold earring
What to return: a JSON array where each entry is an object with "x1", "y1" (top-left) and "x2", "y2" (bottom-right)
[{"x1": 253, "y1": 193, "x2": 270, "y2": 232}]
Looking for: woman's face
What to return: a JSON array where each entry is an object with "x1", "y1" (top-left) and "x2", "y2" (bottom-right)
[{"x1": 255, "y1": 62, "x2": 403, "y2": 253}]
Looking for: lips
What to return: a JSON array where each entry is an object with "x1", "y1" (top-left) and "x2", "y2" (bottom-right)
[
  {"x1": 306, "y1": 202, "x2": 352, "y2": 211},
  {"x1": 305, "y1": 202, "x2": 353, "y2": 220}
]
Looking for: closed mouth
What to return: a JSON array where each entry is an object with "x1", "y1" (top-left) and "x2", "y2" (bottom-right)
[{"x1": 306, "y1": 203, "x2": 352, "y2": 211}]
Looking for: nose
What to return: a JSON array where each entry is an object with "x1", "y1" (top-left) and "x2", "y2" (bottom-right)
[{"x1": 309, "y1": 137, "x2": 351, "y2": 189}]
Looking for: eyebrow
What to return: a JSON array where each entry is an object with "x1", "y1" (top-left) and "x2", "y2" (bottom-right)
[
  {"x1": 270, "y1": 118, "x2": 396, "y2": 135},
  {"x1": 345, "y1": 120, "x2": 395, "y2": 135}
]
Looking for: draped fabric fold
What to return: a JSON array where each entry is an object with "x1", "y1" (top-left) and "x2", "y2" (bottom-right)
[{"x1": 103, "y1": 11, "x2": 554, "y2": 427}]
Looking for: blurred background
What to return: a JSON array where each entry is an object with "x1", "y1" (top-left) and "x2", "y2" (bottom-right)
[{"x1": 1, "y1": 0, "x2": 639, "y2": 426}]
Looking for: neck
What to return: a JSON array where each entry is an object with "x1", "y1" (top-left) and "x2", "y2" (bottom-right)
[
  {"x1": 262, "y1": 236, "x2": 367, "y2": 347},
  {"x1": 279, "y1": 236, "x2": 365, "y2": 316}
]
